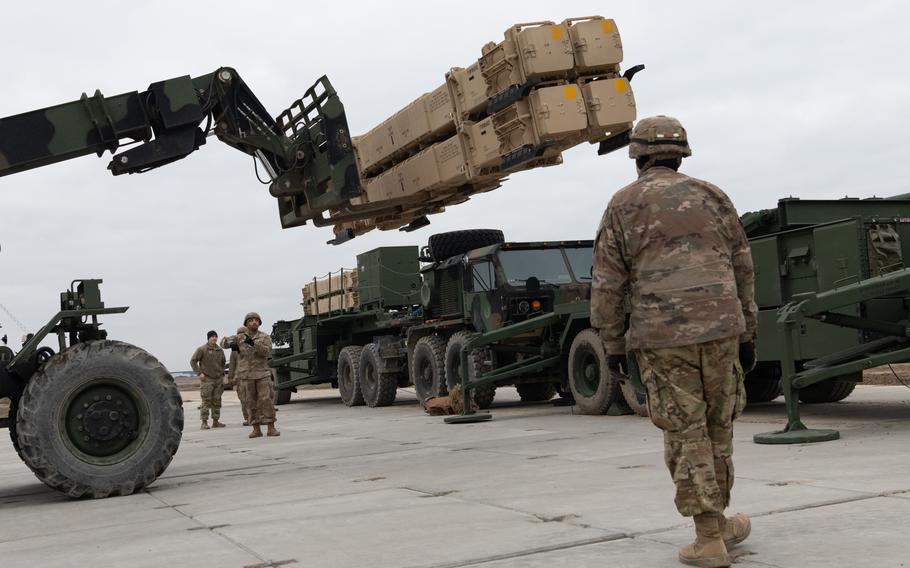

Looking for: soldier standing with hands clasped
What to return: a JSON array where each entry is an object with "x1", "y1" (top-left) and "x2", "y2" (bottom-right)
[
  {"x1": 227, "y1": 312, "x2": 279, "y2": 438},
  {"x1": 190, "y1": 330, "x2": 227, "y2": 430},
  {"x1": 591, "y1": 116, "x2": 757, "y2": 568}
]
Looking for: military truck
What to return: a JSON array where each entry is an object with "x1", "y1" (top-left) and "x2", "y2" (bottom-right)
[{"x1": 271, "y1": 229, "x2": 627, "y2": 414}]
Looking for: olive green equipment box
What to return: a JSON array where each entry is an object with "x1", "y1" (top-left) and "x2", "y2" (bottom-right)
[{"x1": 742, "y1": 195, "x2": 910, "y2": 443}]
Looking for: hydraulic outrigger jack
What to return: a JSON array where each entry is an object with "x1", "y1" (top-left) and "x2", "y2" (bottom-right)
[{"x1": 755, "y1": 268, "x2": 910, "y2": 444}]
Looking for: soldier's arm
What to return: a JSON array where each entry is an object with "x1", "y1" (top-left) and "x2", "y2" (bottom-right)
[
  {"x1": 252, "y1": 334, "x2": 272, "y2": 358},
  {"x1": 189, "y1": 347, "x2": 203, "y2": 374},
  {"x1": 591, "y1": 208, "x2": 629, "y2": 355},
  {"x1": 724, "y1": 199, "x2": 758, "y2": 341}
]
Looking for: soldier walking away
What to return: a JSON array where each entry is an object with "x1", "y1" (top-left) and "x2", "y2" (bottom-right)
[
  {"x1": 223, "y1": 327, "x2": 252, "y2": 426},
  {"x1": 191, "y1": 330, "x2": 227, "y2": 430},
  {"x1": 591, "y1": 116, "x2": 757, "y2": 568},
  {"x1": 230, "y1": 312, "x2": 279, "y2": 438}
]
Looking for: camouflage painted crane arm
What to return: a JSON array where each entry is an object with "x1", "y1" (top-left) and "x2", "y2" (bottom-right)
[{"x1": 0, "y1": 68, "x2": 361, "y2": 221}]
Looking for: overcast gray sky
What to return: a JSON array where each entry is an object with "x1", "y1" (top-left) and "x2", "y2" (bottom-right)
[{"x1": 2, "y1": 1, "x2": 908, "y2": 371}]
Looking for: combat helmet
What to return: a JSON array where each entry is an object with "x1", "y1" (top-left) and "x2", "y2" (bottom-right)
[
  {"x1": 243, "y1": 312, "x2": 262, "y2": 325},
  {"x1": 628, "y1": 115, "x2": 691, "y2": 160}
]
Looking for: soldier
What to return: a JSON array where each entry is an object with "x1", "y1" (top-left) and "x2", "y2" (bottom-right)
[
  {"x1": 591, "y1": 116, "x2": 757, "y2": 568},
  {"x1": 190, "y1": 330, "x2": 227, "y2": 430},
  {"x1": 223, "y1": 327, "x2": 252, "y2": 426},
  {"x1": 229, "y1": 312, "x2": 279, "y2": 438}
]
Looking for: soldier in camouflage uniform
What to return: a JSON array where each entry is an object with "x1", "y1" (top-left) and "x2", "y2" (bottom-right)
[
  {"x1": 223, "y1": 327, "x2": 251, "y2": 426},
  {"x1": 228, "y1": 312, "x2": 279, "y2": 438},
  {"x1": 190, "y1": 330, "x2": 227, "y2": 430},
  {"x1": 591, "y1": 116, "x2": 757, "y2": 568}
]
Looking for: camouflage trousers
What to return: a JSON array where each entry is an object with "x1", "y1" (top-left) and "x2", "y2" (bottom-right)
[
  {"x1": 244, "y1": 378, "x2": 276, "y2": 425},
  {"x1": 234, "y1": 379, "x2": 251, "y2": 423},
  {"x1": 634, "y1": 336, "x2": 746, "y2": 517},
  {"x1": 200, "y1": 376, "x2": 224, "y2": 421}
]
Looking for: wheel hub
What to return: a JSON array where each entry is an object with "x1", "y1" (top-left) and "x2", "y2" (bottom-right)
[{"x1": 64, "y1": 383, "x2": 141, "y2": 459}]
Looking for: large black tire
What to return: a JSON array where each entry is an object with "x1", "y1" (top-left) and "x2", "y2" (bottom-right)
[
  {"x1": 360, "y1": 344, "x2": 398, "y2": 407},
  {"x1": 568, "y1": 329, "x2": 619, "y2": 415},
  {"x1": 337, "y1": 346, "x2": 364, "y2": 407},
  {"x1": 516, "y1": 382, "x2": 557, "y2": 402},
  {"x1": 798, "y1": 378, "x2": 857, "y2": 404},
  {"x1": 411, "y1": 336, "x2": 448, "y2": 401},
  {"x1": 14, "y1": 340, "x2": 183, "y2": 498},
  {"x1": 428, "y1": 229, "x2": 505, "y2": 261},
  {"x1": 444, "y1": 331, "x2": 496, "y2": 409},
  {"x1": 745, "y1": 379, "x2": 781, "y2": 404},
  {"x1": 8, "y1": 400, "x2": 24, "y2": 462},
  {"x1": 274, "y1": 389, "x2": 293, "y2": 405}
]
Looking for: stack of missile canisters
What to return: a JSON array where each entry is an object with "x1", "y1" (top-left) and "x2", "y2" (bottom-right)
[
  {"x1": 336, "y1": 16, "x2": 637, "y2": 239},
  {"x1": 302, "y1": 269, "x2": 359, "y2": 315}
]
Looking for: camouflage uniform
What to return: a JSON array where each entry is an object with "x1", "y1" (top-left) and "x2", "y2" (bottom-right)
[
  {"x1": 592, "y1": 116, "x2": 756, "y2": 520},
  {"x1": 234, "y1": 324, "x2": 276, "y2": 426},
  {"x1": 223, "y1": 327, "x2": 251, "y2": 424},
  {"x1": 190, "y1": 342, "x2": 226, "y2": 422}
]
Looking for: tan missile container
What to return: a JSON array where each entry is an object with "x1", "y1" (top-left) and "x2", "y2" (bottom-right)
[
  {"x1": 329, "y1": 15, "x2": 638, "y2": 243},
  {"x1": 303, "y1": 269, "x2": 360, "y2": 315}
]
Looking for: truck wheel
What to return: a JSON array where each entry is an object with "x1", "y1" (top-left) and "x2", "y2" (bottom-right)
[
  {"x1": 620, "y1": 355, "x2": 648, "y2": 417},
  {"x1": 337, "y1": 346, "x2": 365, "y2": 406},
  {"x1": 14, "y1": 340, "x2": 183, "y2": 498},
  {"x1": 568, "y1": 329, "x2": 619, "y2": 415},
  {"x1": 274, "y1": 389, "x2": 293, "y2": 405},
  {"x1": 798, "y1": 378, "x2": 857, "y2": 404},
  {"x1": 360, "y1": 344, "x2": 398, "y2": 407},
  {"x1": 428, "y1": 229, "x2": 505, "y2": 261},
  {"x1": 745, "y1": 379, "x2": 781, "y2": 403},
  {"x1": 445, "y1": 331, "x2": 496, "y2": 409},
  {"x1": 8, "y1": 401, "x2": 24, "y2": 462},
  {"x1": 411, "y1": 336, "x2": 447, "y2": 401},
  {"x1": 516, "y1": 382, "x2": 557, "y2": 402}
]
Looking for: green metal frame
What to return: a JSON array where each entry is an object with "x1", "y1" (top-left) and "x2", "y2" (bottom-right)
[
  {"x1": 445, "y1": 302, "x2": 589, "y2": 424},
  {"x1": 755, "y1": 268, "x2": 910, "y2": 444}
]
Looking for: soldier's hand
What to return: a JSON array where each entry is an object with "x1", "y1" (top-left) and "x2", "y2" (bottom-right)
[
  {"x1": 243, "y1": 335, "x2": 255, "y2": 346},
  {"x1": 738, "y1": 340, "x2": 757, "y2": 373},
  {"x1": 230, "y1": 343, "x2": 240, "y2": 351},
  {"x1": 607, "y1": 354, "x2": 627, "y2": 375}
]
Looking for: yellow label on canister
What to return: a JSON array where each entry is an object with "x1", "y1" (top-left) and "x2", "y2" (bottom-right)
[
  {"x1": 564, "y1": 85, "x2": 578, "y2": 100},
  {"x1": 614, "y1": 79, "x2": 629, "y2": 93},
  {"x1": 601, "y1": 20, "x2": 615, "y2": 34},
  {"x1": 550, "y1": 26, "x2": 564, "y2": 40}
]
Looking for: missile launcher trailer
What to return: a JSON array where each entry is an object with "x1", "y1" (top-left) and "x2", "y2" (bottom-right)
[{"x1": 742, "y1": 196, "x2": 910, "y2": 443}]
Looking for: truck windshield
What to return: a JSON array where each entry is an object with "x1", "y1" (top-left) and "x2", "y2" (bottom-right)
[
  {"x1": 498, "y1": 249, "x2": 573, "y2": 285},
  {"x1": 564, "y1": 247, "x2": 594, "y2": 281}
]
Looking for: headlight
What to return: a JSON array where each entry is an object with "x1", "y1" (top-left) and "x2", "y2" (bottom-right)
[{"x1": 517, "y1": 300, "x2": 530, "y2": 314}]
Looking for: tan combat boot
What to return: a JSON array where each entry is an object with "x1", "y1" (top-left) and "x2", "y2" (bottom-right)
[
  {"x1": 720, "y1": 513, "x2": 751, "y2": 548},
  {"x1": 249, "y1": 425, "x2": 263, "y2": 438},
  {"x1": 678, "y1": 513, "x2": 731, "y2": 568},
  {"x1": 212, "y1": 419, "x2": 225, "y2": 428},
  {"x1": 267, "y1": 424, "x2": 281, "y2": 437},
  {"x1": 201, "y1": 420, "x2": 210, "y2": 430}
]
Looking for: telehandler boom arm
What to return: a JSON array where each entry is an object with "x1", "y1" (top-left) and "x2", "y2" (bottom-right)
[{"x1": 0, "y1": 68, "x2": 361, "y2": 229}]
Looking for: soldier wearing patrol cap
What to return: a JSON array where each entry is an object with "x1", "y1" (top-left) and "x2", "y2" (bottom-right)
[
  {"x1": 591, "y1": 116, "x2": 757, "y2": 567},
  {"x1": 228, "y1": 312, "x2": 279, "y2": 438}
]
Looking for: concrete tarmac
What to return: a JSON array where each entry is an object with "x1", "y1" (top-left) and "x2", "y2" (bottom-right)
[{"x1": 1, "y1": 385, "x2": 909, "y2": 567}]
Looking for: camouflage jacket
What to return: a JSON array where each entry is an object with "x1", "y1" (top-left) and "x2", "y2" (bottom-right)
[
  {"x1": 226, "y1": 350, "x2": 239, "y2": 384},
  {"x1": 591, "y1": 166, "x2": 757, "y2": 354},
  {"x1": 190, "y1": 342, "x2": 226, "y2": 379},
  {"x1": 233, "y1": 329, "x2": 272, "y2": 381}
]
